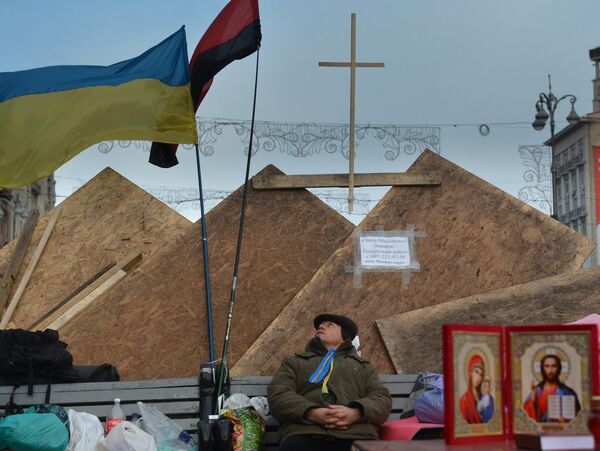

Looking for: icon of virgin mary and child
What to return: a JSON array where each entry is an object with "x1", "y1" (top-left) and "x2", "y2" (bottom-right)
[{"x1": 459, "y1": 354, "x2": 494, "y2": 424}]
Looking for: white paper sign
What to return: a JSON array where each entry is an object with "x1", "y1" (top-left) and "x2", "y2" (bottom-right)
[{"x1": 359, "y1": 236, "x2": 411, "y2": 267}]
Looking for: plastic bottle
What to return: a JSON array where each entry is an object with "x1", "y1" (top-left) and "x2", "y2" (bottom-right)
[{"x1": 105, "y1": 398, "x2": 125, "y2": 435}]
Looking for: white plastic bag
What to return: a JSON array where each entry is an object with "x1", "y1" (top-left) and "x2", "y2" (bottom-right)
[
  {"x1": 97, "y1": 421, "x2": 156, "y2": 451},
  {"x1": 249, "y1": 397, "x2": 269, "y2": 420},
  {"x1": 222, "y1": 393, "x2": 251, "y2": 410},
  {"x1": 222, "y1": 394, "x2": 269, "y2": 420},
  {"x1": 137, "y1": 402, "x2": 196, "y2": 451},
  {"x1": 67, "y1": 410, "x2": 104, "y2": 451}
]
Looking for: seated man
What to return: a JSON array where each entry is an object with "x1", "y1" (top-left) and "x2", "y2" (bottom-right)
[{"x1": 268, "y1": 313, "x2": 392, "y2": 451}]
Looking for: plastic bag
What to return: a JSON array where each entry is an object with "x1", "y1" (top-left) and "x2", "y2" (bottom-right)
[
  {"x1": 222, "y1": 394, "x2": 269, "y2": 420},
  {"x1": 0, "y1": 413, "x2": 69, "y2": 451},
  {"x1": 97, "y1": 421, "x2": 157, "y2": 451},
  {"x1": 137, "y1": 401, "x2": 197, "y2": 451},
  {"x1": 414, "y1": 374, "x2": 444, "y2": 424},
  {"x1": 249, "y1": 397, "x2": 269, "y2": 420},
  {"x1": 67, "y1": 409, "x2": 104, "y2": 451},
  {"x1": 399, "y1": 372, "x2": 442, "y2": 419},
  {"x1": 220, "y1": 407, "x2": 265, "y2": 451},
  {"x1": 223, "y1": 393, "x2": 251, "y2": 410}
]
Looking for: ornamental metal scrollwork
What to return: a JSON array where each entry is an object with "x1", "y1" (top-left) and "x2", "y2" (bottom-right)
[
  {"x1": 517, "y1": 144, "x2": 552, "y2": 215},
  {"x1": 125, "y1": 185, "x2": 373, "y2": 215},
  {"x1": 97, "y1": 117, "x2": 441, "y2": 160}
]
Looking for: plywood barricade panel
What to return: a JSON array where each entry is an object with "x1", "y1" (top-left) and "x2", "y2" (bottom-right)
[
  {"x1": 232, "y1": 150, "x2": 594, "y2": 375},
  {"x1": 376, "y1": 266, "x2": 600, "y2": 374},
  {"x1": 0, "y1": 209, "x2": 39, "y2": 314},
  {"x1": 59, "y1": 165, "x2": 355, "y2": 380},
  {"x1": 0, "y1": 167, "x2": 193, "y2": 329}
]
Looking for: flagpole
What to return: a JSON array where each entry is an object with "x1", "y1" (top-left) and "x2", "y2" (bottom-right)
[
  {"x1": 215, "y1": 47, "x2": 260, "y2": 408},
  {"x1": 194, "y1": 141, "x2": 216, "y2": 366}
]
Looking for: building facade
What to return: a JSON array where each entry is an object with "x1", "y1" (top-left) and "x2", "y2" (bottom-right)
[
  {"x1": 0, "y1": 176, "x2": 56, "y2": 247},
  {"x1": 550, "y1": 47, "x2": 600, "y2": 264}
]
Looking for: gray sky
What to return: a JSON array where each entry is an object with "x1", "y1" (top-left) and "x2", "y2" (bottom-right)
[{"x1": 3, "y1": 0, "x2": 600, "y2": 223}]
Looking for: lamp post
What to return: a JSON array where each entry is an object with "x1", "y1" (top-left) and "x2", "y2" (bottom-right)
[{"x1": 532, "y1": 74, "x2": 580, "y2": 219}]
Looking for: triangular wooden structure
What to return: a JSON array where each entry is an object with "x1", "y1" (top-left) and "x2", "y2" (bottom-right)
[
  {"x1": 376, "y1": 266, "x2": 600, "y2": 374},
  {"x1": 59, "y1": 165, "x2": 355, "y2": 380},
  {"x1": 232, "y1": 150, "x2": 594, "y2": 375},
  {"x1": 0, "y1": 168, "x2": 192, "y2": 327}
]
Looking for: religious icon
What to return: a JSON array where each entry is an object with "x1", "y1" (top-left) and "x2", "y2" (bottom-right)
[
  {"x1": 507, "y1": 325, "x2": 599, "y2": 437},
  {"x1": 459, "y1": 354, "x2": 495, "y2": 424},
  {"x1": 443, "y1": 325, "x2": 505, "y2": 444}
]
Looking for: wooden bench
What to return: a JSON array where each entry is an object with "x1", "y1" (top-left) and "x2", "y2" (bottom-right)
[{"x1": 0, "y1": 374, "x2": 418, "y2": 450}]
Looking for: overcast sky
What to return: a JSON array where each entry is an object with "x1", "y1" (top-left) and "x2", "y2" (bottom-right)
[{"x1": 3, "y1": 0, "x2": 600, "y2": 223}]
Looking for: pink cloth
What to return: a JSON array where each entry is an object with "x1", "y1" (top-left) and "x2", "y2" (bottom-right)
[
  {"x1": 379, "y1": 416, "x2": 444, "y2": 440},
  {"x1": 567, "y1": 313, "x2": 600, "y2": 337},
  {"x1": 567, "y1": 314, "x2": 600, "y2": 381}
]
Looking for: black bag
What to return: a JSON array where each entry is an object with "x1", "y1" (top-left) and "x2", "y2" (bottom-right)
[
  {"x1": 74, "y1": 364, "x2": 120, "y2": 382},
  {"x1": 0, "y1": 329, "x2": 77, "y2": 396}
]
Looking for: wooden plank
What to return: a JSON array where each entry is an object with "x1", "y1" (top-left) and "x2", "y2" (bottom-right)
[
  {"x1": 28, "y1": 262, "x2": 115, "y2": 330},
  {"x1": 0, "y1": 208, "x2": 60, "y2": 328},
  {"x1": 56, "y1": 401, "x2": 200, "y2": 418},
  {"x1": 318, "y1": 62, "x2": 385, "y2": 68},
  {"x1": 8, "y1": 385, "x2": 200, "y2": 405},
  {"x1": 0, "y1": 209, "x2": 39, "y2": 313},
  {"x1": 0, "y1": 374, "x2": 416, "y2": 399},
  {"x1": 48, "y1": 269, "x2": 127, "y2": 330},
  {"x1": 35, "y1": 252, "x2": 141, "y2": 331},
  {"x1": 230, "y1": 374, "x2": 418, "y2": 385},
  {"x1": 252, "y1": 172, "x2": 441, "y2": 190},
  {"x1": 0, "y1": 377, "x2": 198, "y2": 395},
  {"x1": 229, "y1": 382, "x2": 415, "y2": 398}
]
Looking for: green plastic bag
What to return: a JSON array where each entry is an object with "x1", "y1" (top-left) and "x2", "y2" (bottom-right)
[
  {"x1": 221, "y1": 407, "x2": 265, "y2": 451},
  {"x1": 0, "y1": 413, "x2": 69, "y2": 451}
]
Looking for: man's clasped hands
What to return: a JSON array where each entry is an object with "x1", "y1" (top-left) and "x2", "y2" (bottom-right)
[{"x1": 306, "y1": 405, "x2": 362, "y2": 430}]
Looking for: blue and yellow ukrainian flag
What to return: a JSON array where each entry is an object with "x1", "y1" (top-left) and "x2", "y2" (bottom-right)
[{"x1": 0, "y1": 27, "x2": 198, "y2": 188}]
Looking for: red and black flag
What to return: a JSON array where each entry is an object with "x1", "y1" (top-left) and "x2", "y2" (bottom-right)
[{"x1": 150, "y1": 0, "x2": 261, "y2": 168}]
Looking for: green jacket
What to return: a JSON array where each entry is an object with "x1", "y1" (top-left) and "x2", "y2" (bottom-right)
[{"x1": 267, "y1": 337, "x2": 392, "y2": 443}]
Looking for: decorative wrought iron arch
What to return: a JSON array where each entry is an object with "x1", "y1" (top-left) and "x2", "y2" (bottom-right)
[
  {"x1": 518, "y1": 144, "x2": 551, "y2": 215},
  {"x1": 98, "y1": 117, "x2": 441, "y2": 161}
]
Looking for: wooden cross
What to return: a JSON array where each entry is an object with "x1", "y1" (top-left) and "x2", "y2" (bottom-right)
[
  {"x1": 318, "y1": 13, "x2": 384, "y2": 212},
  {"x1": 251, "y1": 14, "x2": 441, "y2": 209}
]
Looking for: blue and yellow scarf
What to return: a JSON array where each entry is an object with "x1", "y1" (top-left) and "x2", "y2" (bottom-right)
[{"x1": 308, "y1": 349, "x2": 336, "y2": 394}]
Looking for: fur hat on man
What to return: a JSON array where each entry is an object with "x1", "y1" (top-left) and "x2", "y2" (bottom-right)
[{"x1": 313, "y1": 313, "x2": 358, "y2": 341}]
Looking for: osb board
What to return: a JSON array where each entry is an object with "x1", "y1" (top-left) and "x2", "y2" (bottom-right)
[
  {"x1": 59, "y1": 164, "x2": 355, "y2": 380},
  {"x1": 232, "y1": 150, "x2": 594, "y2": 376},
  {"x1": 376, "y1": 266, "x2": 600, "y2": 374},
  {"x1": 0, "y1": 167, "x2": 192, "y2": 327}
]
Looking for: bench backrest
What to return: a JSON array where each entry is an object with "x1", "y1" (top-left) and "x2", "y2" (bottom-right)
[{"x1": 0, "y1": 374, "x2": 418, "y2": 450}]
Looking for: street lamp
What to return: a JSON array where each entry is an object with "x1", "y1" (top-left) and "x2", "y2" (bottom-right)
[{"x1": 531, "y1": 75, "x2": 580, "y2": 219}]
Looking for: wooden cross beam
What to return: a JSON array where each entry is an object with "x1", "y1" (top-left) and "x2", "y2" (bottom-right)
[
  {"x1": 252, "y1": 172, "x2": 441, "y2": 190},
  {"x1": 319, "y1": 12, "x2": 384, "y2": 212}
]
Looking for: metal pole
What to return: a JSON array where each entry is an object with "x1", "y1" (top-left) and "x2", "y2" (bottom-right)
[
  {"x1": 215, "y1": 48, "x2": 261, "y2": 410},
  {"x1": 548, "y1": 75, "x2": 558, "y2": 219},
  {"x1": 549, "y1": 109, "x2": 557, "y2": 219},
  {"x1": 194, "y1": 143, "x2": 216, "y2": 366},
  {"x1": 348, "y1": 13, "x2": 356, "y2": 213}
]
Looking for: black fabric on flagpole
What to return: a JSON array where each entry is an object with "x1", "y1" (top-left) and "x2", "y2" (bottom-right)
[
  {"x1": 149, "y1": 142, "x2": 179, "y2": 168},
  {"x1": 215, "y1": 47, "x2": 260, "y2": 407}
]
